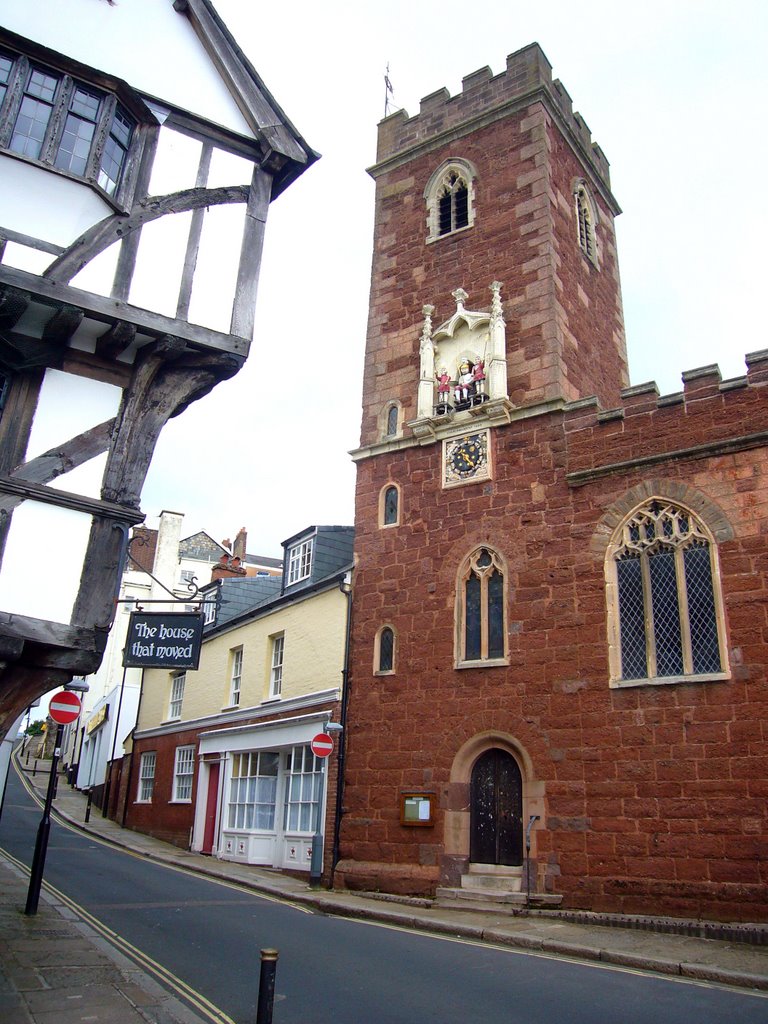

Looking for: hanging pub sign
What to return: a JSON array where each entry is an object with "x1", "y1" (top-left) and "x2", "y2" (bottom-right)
[{"x1": 123, "y1": 611, "x2": 204, "y2": 670}]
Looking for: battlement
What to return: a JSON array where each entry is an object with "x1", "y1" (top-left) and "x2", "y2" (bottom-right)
[
  {"x1": 375, "y1": 43, "x2": 611, "y2": 188},
  {"x1": 563, "y1": 349, "x2": 768, "y2": 485}
]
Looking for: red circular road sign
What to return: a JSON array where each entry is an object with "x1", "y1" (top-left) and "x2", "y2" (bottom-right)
[
  {"x1": 48, "y1": 690, "x2": 82, "y2": 725},
  {"x1": 310, "y1": 732, "x2": 334, "y2": 758}
]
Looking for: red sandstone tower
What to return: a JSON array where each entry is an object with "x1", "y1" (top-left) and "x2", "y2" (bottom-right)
[{"x1": 337, "y1": 44, "x2": 768, "y2": 921}]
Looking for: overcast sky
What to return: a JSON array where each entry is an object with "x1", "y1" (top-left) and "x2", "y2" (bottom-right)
[{"x1": 139, "y1": 0, "x2": 768, "y2": 560}]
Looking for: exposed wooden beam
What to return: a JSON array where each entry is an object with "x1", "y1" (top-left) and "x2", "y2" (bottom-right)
[
  {"x1": 0, "y1": 285, "x2": 30, "y2": 329},
  {"x1": 0, "y1": 264, "x2": 248, "y2": 357},
  {"x1": 0, "y1": 474, "x2": 145, "y2": 524},
  {"x1": 95, "y1": 321, "x2": 136, "y2": 360},
  {"x1": 43, "y1": 303, "x2": 84, "y2": 345}
]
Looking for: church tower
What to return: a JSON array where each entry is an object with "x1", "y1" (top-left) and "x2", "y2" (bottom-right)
[
  {"x1": 338, "y1": 44, "x2": 628, "y2": 898},
  {"x1": 358, "y1": 42, "x2": 626, "y2": 453}
]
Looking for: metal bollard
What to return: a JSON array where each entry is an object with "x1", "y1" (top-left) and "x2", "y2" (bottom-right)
[
  {"x1": 84, "y1": 789, "x2": 93, "y2": 823},
  {"x1": 256, "y1": 948, "x2": 279, "y2": 1024}
]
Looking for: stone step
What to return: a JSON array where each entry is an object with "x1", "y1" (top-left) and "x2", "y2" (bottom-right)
[
  {"x1": 435, "y1": 886, "x2": 563, "y2": 911},
  {"x1": 461, "y1": 863, "x2": 523, "y2": 892}
]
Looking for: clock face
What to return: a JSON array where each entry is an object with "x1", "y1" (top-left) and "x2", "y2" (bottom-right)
[{"x1": 444, "y1": 432, "x2": 489, "y2": 485}]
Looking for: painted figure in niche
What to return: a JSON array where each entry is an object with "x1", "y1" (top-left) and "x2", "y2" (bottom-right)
[
  {"x1": 472, "y1": 359, "x2": 486, "y2": 396},
  {"x1": 455, "y1": 359, "x2": 475, "y2": 403},
  {"x1": 436, "y1": 367, "x2": 452, "y2": 401}
]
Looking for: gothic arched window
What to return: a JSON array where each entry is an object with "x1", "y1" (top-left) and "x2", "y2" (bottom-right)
[
  {"x1": 607, "y1": 499, "x2": 727, "y2": 686},
  {"x1": 385, "y1": 404, "x2": 399, "y2": 437},
  {"x1": 382, "y1": 485, "x2": 399, "y2": 526},
  {"x1": 376, "y1": 625, "x2": 395, "y2": 674},
  {"x1": 424, "y1": 159, "x2": 476, "y2": 242},
  {"x1": 456, "y1": 547, "x2": 507, "y2": 666}
]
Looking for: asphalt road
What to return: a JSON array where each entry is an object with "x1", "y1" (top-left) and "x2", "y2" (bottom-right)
[{"x1": 1, "y1": 766, "x2": 766, "y2": 1024}]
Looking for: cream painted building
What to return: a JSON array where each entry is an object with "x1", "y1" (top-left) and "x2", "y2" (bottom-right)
[{"x1": 123, "y1": 526, "x2": 353, "y2": 880}]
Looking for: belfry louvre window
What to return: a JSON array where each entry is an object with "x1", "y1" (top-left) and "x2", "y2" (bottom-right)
[
  {"x1": 575, "y1": 182, "x2": 597, "y2": 265},
  {"x1": 425, "y1": 159, "x2": 476, "y2": 242},
  {"x1": 610, "y1": 500, "x2": 726, "y2": 685},
  {"x1": 438, "y1": 173, "x2": 469, "y2": 235},
  {"x1": 0, "y1": 51, "x2": 134, "y2": 197},
  {"x1": 457, "y1": 547, "x2": 507, "y2": 665}
]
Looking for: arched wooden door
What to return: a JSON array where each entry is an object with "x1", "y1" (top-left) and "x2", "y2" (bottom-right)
[{"x1": 470, "y1": 748, "x2": 523, "y2": 865}]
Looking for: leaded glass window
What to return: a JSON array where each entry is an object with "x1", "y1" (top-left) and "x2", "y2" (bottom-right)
[
  {"x1": 0, "y1": 52, "x2": 135, "y2": 196},
  {"x1": 386, "y1": 405, "x2": 398, "y2": 436},
  {"x1": 438, "y1": 173, "x2": 469, "y2": 236},
  {"x1": 575, "y1": 182, "x2": 597, "y2": 264},
  {"x1": 613, "y1": 500, "x2": 724, "y2": 683},
  {"x1": 379, "y1": 626, "x2": 394, "y2": 672},
  {"x1": 383, "y1": 485, "x2": 398, "y2": 526},
  {"x1": 458, "y1": 547, "x2": 507, "y2": 665}
]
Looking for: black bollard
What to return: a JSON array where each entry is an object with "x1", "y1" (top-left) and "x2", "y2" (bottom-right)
[
  {"x1": 256, "y1": 948, "x2": 279, "y2": 1024},
  {"x1": 84, "y1": 789, "x2": 93, "y2": 823}
]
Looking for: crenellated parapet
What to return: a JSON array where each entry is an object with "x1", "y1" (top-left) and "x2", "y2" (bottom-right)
[
  {"x1": 563, "y1": 350, "x2": 768, "y2": 486},
  {"x1": 374, "y1": 43, "x2": 611, "y2": 191}
]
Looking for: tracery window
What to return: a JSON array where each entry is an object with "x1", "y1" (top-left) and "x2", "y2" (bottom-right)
[
  {"x1": 425, "y1": 159, "x2": 476, "y2": 242},
  {"x1": 608, "y1": 500, "x2": 727, "y2": 686},
  {"x1": 574, "y1": 181, "x2": 598, "y2": 265},
  {"x1": 457, "y1": 547, "x2": 507, "y2": 666}
]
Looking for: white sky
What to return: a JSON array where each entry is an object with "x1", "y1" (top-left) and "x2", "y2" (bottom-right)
[{"x1": 139, "y1": 0, "x2": 768, "y2": 559}]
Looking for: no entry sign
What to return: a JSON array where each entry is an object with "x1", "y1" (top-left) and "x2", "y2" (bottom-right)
[
  {"x1": 48, "y1": 690, "x2": 82, "y2": 725},
  {"x1": 310, "y1": 733, "x2": 334, "y2": 758}
]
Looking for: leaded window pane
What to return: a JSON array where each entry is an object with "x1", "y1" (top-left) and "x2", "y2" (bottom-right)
[
  {"x1": 386, "y1": 405, "x2": 398, "y2": 436},
  {"x1": 454, "y1": 185, "x2": 469, "y2": 229},
  {"x1": 617, "y1": 554, "x2": 647, "y2": 679},
  {"x1": 465, "y1": 573, "x2": 481, "y2": 660},
  {"x1": 438, "y1": 190, "x2": 452, "y2": 235},
  {"x1": 383, "y1": 486, "x2": 398, "y2": 525},
  {"x1": 379, "y1": 627, "x2": 394, "y2": 671},
  {"x1": 648, "y1": 549, "x2": 683, "y2": 676},
  {"x1": 684, "y1": 543, "x2": 721, "y2": 673},
  {"x1": 488, "y1": 570, "x2": 504, "y2": 658},
  {"x1": 11, "y1": 69, "x2": 59, "y2": 159}
]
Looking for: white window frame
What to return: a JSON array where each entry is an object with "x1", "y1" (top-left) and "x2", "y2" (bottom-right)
[
  {"x1": 137, "y1": 751, "x2": 156, "y2": 803},
  {"x1": 287, "y1": 539, "x2": 313, "y2": 585},
  {"x1": 269, "y1": 634, "x2": 284, "y2": 698},
  {"x1": 172, "y1": 746, "x2": 195, "y2": 802},
  {"x1": 203, "y1": 589, "x2": 217, "y2": 625},
  {"x1": 227, "y1": 751, "x2": 278, "y2": 831},
  {"x1": 168, "y1": 673, "x2": 185, "y2": 720},
  {"x1": 229, "y1": 647, "x2": 243, "y2": 706},
  {"x1": 283, "y1": 745, "x2": 323, "y2": 833}
]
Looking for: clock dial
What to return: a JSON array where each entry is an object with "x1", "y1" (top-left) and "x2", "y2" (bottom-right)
[
  {"x1": 445, "y1": 432, "x2": 489, "y2": 484},
  {"x1": 450, "y1": 437, "x2": 483, "y2": 476}
]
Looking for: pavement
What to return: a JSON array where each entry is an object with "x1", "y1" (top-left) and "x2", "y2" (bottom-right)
[{"x1": 2, "y1": 757, "x2": 768, "y2": 1024}]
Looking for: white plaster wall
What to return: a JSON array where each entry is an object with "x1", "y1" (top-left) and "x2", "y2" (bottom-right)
[
  {"x1": 4, "y1": 0, "x2": 256, "y2": 139},
  {"x1": 0, "y1": 159, "x2": 113, "y2": 249}
]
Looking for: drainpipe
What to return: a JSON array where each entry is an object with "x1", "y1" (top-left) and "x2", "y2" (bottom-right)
[{"x1": 330, "y1": 571, "x2": 352, "y2": 886}]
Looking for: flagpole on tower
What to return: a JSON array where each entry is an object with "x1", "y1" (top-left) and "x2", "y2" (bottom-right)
[{"x1": 384, "y1": 63, "x2": 394, "y2": 117}]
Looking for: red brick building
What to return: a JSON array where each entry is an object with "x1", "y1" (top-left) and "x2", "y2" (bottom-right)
[{"x1": 335, "y1": 44, "x2": 768, "y2": 922}]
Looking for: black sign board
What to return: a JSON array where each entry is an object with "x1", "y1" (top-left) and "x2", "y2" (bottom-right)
[{"x1": 123, "y1": 611, "x2": 204, "y2": 670}]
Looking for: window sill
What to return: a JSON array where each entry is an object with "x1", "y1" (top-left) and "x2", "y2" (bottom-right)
[
  {"x1": 262, "y1": 696, "x2": 282, "y2": 704},
  {"x1": 426, "y1": 223, "x2": 474, "y2": 245},
  {"x1": 610, "y1": 671, "x2": 730, "y2": 689},
  {"x1": 168, "y1": 799, "x2": 192, "y2": 805},
  {"x1": 456, "y1": 657, "x2": 509, "y2": 670},
  {"x1": 221, "y1": 704, "x2": 240, "y2": 712}
]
